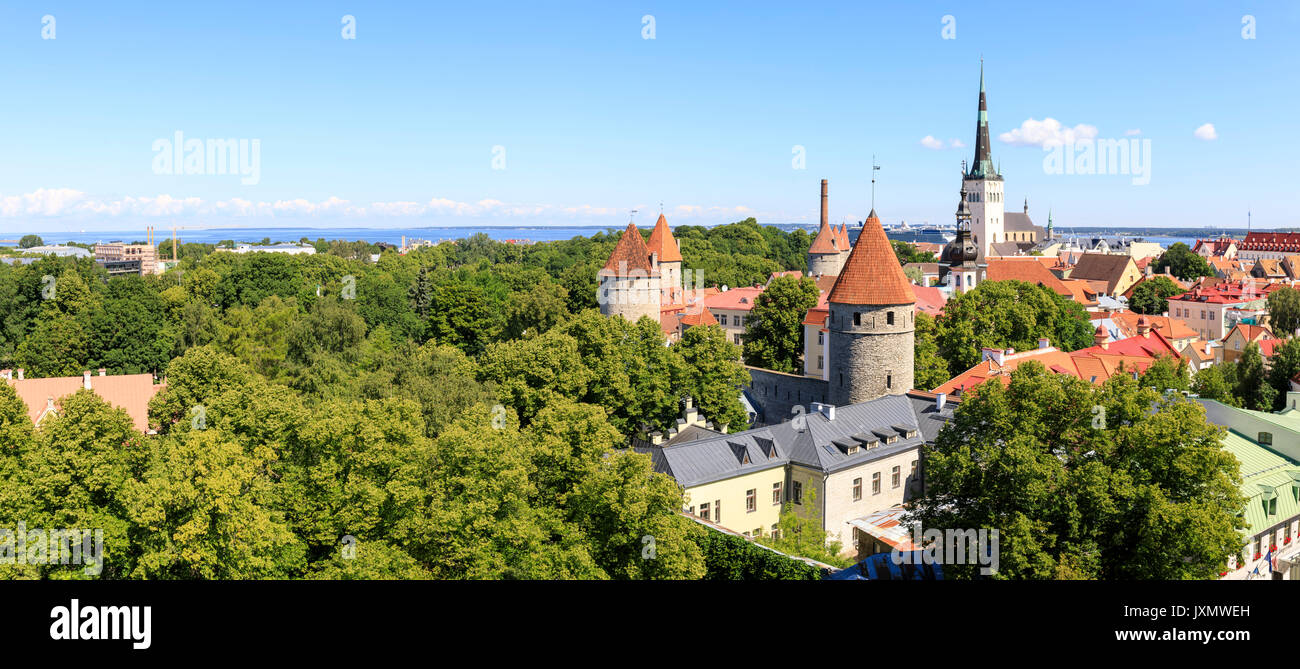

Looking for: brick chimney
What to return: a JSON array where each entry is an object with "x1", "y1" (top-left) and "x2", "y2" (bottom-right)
[
  {"x1": 1094, "y1": 325, "x2": 1108, "y2": 348},
  {"x1": 1136, "y1": 317, "x2": 1151, "y2": 337},
  {"x1": 83, "y1": 371, "x2": 91, "y2": 390},
  {"x1": 1038, "y1": 337, "x2": 1051, "y2": 349},
  {"x1": 98, "y1": 368, "x2": 106, "y2": 377},
  {"x1": 820, "y1": 179, "x2": 828, "y2": 229}
]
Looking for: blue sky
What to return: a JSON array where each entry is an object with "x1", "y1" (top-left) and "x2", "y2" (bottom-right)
[{"x1": 0, "y1": 0, "x2": 1296, "y2": 233}]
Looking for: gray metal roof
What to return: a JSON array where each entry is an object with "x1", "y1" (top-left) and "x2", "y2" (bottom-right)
[{"x1": 638, "y1": 428, "x2": 787, "y2": 488}]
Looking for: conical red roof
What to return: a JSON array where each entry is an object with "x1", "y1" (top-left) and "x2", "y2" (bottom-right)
[
  {"x1": 646, "y1": 214, "x2": 683, "y2": 262},
  {"x1": 601, "y1": 223, "x2": 657, "y2": 276},
  {"x1": 809, "y1": 219, "x2": 842, "y2": 254},
  {"x1": 827, "y1": 211, "x2": 914, "y2": 305}
]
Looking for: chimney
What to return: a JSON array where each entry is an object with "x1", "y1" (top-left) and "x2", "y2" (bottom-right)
[
  {"x1": 1037, "y1": 337, "x2": 1051, "y2": 349},
  {"x1": 935, "y1": 393, "x2": 947, "y2": 412},
  {"x1": 0, "y1": 370, "x2": 8, "y2": 380},
  {"x1": 810, "y1": 402, "x2": 835, "y2": 421},
  {"x1": 98, "y1": 368, "x2": 106, "y2": 377},
  {"x1": 17, "y1": 369, "x2": 24, "y2": 380},
  {"x1": 981, "y1": 348, "x2": 1005, "y2": 366},
  {"x1": 1136, "y1": 317, "x2": 1150, "y2": 337},
  {"x1": 1093, "y1": 325, "x2": 1108, "y2": 348},
  {"x1": 820, "y1": 179, "x2": 828, "y2": 229},
  {"x1": 83, "y1": 371, "x2": 91, "y2": 390}
]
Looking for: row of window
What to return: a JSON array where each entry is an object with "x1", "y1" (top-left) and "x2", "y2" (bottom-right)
[
  {"x1": 965, "y1": 190, "x2": 1003, "y2": 203},
  {"x1": 718, "y1": 314, "x2": 745, "y2": 328},
  {"x1": 1171, "y1": 306, "x2": 1216, "y2": 321},
  {"x1": 850, "y1": 461, "x2": 917, "y2": 500}
]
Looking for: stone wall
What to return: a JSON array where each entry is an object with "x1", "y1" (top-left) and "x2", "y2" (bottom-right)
[
  {"x1": 745, "y1": 367, "x2": 829, "y2": 426},
  {"x1": 597, "y1": 273, "x2": 661, "y2": 323},
  {"x1": 808, "y1": 252, "x2": 846, "y2": 278},
  {"x1": 827, "y1": 302, "x2": 915, "y2": 406}
]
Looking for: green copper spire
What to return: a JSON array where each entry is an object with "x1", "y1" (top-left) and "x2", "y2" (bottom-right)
[{"x1": 966, "y1": 60, "x2": 1000, "y2": 181}]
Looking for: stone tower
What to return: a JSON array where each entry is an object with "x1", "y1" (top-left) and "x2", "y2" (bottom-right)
[
  {"x1": 598, "y1": 222, "x2": 662, "y2": 324},
  {"x1": 965, "y1": 62, "x2": 1004, "y2": 262},
  {"x1": 827, "y1": 209, "x2": 915, "y2": 406},
  {"x1": 646, "y1": 213, "x2": 683, "y2": 299},
  {"x1": 808, "y1": 179, "x2": 850, "y2": 276}
]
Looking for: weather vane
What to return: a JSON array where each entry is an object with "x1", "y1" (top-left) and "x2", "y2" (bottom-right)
[{"x1": 871, "y1": 155, "x2": 881, "y2": 211}]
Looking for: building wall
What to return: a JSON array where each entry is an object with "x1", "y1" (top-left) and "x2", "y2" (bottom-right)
[
  {"x1": 745, "y1": 367, "x2": 829, "y2": 425},
  {"x1": 656, "y1": 260, "x2": 682, "y2": 294},
  {"x1": 682, "y1": 466, "x2": 787, "y2": 539},
  {"x1": 827, "y1": 302, "x2": 915, "y2": 406},
  {"x1": 808, "y1": 252, "x2": 847, "y2": 277},
  {"x1": 822, "y1": 448, "x2": 922, "y2": 552},
  {"x1": 707, "y1": 308, "x2": 750, "y2": 345},
  {"x1": 803, "y1": 323, "x2": 827, "y2": 378},
  {"x1": 598, "y1": 274, "x2": 662, "y2": 323},
  {"x1": 1169, "y1": 299, "x2": 1241, "y2": 341}
]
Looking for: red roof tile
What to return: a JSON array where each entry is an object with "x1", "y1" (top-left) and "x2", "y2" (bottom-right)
[
  {"x1": 827, "y1": 212, "x2": 914, "y2": 305},
  {"x1": 600, "y1": 223, "x2": 658, "y2": 276},
  {"x1": 646, "y1": 214, "x2": 683, "y2": 263},
  {"x1": 808, "y1": 219, "x2": 844, "y2": 255},
  {"x1": 7, "y1": 373, "x2": 163, "y2": 432}
]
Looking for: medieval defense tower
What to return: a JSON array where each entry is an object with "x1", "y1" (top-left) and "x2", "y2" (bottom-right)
[
  {"x1": 827, "y1": 209, "x2": 915, "y2": 406},
  {"x1": 597, "y1": 221, "x2": 662, "y2": 324}
]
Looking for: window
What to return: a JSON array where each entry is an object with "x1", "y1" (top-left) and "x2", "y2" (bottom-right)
[
  {"x1": 892, "y1": 466, "x2": 901, "y2": 488},
  {"x1": 792, "y1": 481, "x2": 803, "y2": 505},
  {"x1": 886, "y1": 374, "x2": 892, "y2": 389},
  {"x1": 772, "y1": 482, "x2": 782, "y2": 505},
  {"x1": 872, "y1": 472, "x2": 881, "y2": 495},
  {"x1": 734, "y1": 335, "x2": 742, "y2": 345},
  {"x1": 698, "y1": 502, "x2": 709, "y2": 519},
  {"x1": 1259, "y1": 432, "x2": 1273, "y2": 445},
  {"x1": 771, "y1": 524, "x2": 780, "y2": 539},
  {"x1": 736, "y1": 317, "x2": 744, "y2": 327},
  {"x1": 753, "y1": 527, "x2": 762, "y2": 538},
  {"x1": 911, "y1": 460, "x2": 918, "y2": 479},
  {"x1": 854, "y1": 312, "x2": 861, "y2": 326},
  {"x1": 746, "y1": 489, "x2": 757, "y2": 512},
  {"x1": 887, "y1": 311, "x2": 894, "y2": 325},
  {"x1": 714, "y1": 500, "x2": 721, "y2": 523},
  {"x1": 852, "y1": 478, "x2": 862, "y2": 501},
  {"x1": 817, "y1": 332, "x2": 824, "y2": 345},
  {"x1": 817, "y1": 356, "x2": 823, "y2": 370},
  {"x1": 719, "y1": 314, "x2": 728, "y2": 326}
]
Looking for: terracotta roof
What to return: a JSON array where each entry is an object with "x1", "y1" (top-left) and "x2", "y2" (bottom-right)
[
  {"x1": 646, "y1": 214, "x2": 683, "y2": 263},
  {"x1": 827, "y1": 212, "x2": 914, "y2": 305},
  {"x1": 808, "y1": 219, "x2": 845, "y2": 255},
  {"x1": 933, "y1": 331, "x2": 1180, "y2": 395},
  {"x1": 1101, "y1": 311, "x2": 1198, "y2": 341},
  {"x1": 985, "y1": 258, "x2": 1072, "y2": 297},
  {"x1": 678, "y1": 307, "x2": 719, "y2": 327},
  {"x1": 600, "y1": 223, "x2": 657, "y2": 276},
  {"x1": 704, "y1": 286, "x2": 766, "y2": 312},
  {"x1": 911, "y1": 284, "x2": 947, "y2": 317},
  {"x1": 837, "y1": 224, "x2": 852, "y2": 250},
  {"x1": 1183, "y1": 340, "x2": 1216, "y2": 362},
  {"x1": 1258, "y1": 339, "x2": 1283, "y2": 357},
  {"x1": 6, "y1": 373, "x2": 163, "y2": 432},
  {"x1": 1224, "y1": 322, "x2": 1273, "y2": 344},
  {"x1": 1193, "y1": 238, "x2": 1237, "y2": 256},
  {"x1": 1240, "y1": 232, "x2": 1300, "y2": 252}
]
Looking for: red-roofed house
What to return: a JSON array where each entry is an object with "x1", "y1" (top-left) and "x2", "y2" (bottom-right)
[
  {"x1": 704, "y1": 286, "x2": 765, "y2": 346},
  {"x1": 1222, "y1": 323, "x2": 1275, "y2": 364},
  {"x1": 1, "y1": 369, "x2": 163, "y2": 433}
]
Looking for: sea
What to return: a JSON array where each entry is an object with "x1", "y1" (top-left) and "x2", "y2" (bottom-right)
[{"x1": 7, "y1": 224, "x2": 1204, "y2": 251}]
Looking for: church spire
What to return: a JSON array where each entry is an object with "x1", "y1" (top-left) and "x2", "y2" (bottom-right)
[{"x1": 967, "y1": 60, "x2": 998, "y2": 181}]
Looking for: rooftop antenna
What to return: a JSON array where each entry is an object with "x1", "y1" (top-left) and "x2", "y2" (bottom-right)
[{"x1": 870, "y1": 155, "x2": 881, "y2": 211}]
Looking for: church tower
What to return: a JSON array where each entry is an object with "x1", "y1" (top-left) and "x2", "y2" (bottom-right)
[
  {"x1": 940, "y1": 184, "x2": 983, "y2": 295},
  {"x1": 598, "y1": 222, "x2": 662, "y2": 324},
  {"x1": 965, "y1": 62, "x2": 1004, "y2": 261},
  {"x1": 827, "y1": 209, "x2": 915, "y2": 406}
]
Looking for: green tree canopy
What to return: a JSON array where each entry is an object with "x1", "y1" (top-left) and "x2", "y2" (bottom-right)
[
  {"x1": 934, "y1": 280, "x2": 1093, "y2": 376},
  {"x1": 742, "y1": 276, "x2": 820, "y2": 374},
  {"x1": 1267, "y1": 286, "x2": 1300, "y2": 338},
  {"x1": 1153, "y1": 243, "x2": 1213, "y2": 281},
  {"x1": 1129, "y1": 276, "x2": 1184, "y2": 315}
]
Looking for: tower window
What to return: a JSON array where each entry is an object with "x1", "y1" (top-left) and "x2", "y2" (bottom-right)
[
  {"x1": 887, "y1": 311, "x2": 894, "y2": 326},
  {"x1": 886, "y1": 374, "x2": 892, "y2": 389},
  {"x1": 853, "y1": 312, "x2": 861, "y2": 326}
]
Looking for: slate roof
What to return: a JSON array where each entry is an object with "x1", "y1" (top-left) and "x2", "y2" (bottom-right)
[
  {"x1": 638, "y1": 428, "x2": 788, "y2": 488},
  {"x1": 828, "y1": 211, "x2": 915, "y2": 305}
]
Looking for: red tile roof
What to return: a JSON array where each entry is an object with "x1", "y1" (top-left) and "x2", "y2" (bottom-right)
[
  {"x1": 985, "y1": 258, "x2": 1072, "y2": 297},
  {"x1": 704, "y1": 286, "x2": 766, "y2": 312},
  {"x1": 600, "y1": 223, "x2": 658, "y2": 276},
  {"x1": 911, "y1": 284, "x2": 947, "y2": 317},
  {"x1": 827, "y1": 212, "x2": 915, "y2": 305},
  {"x1": 6, "y1": 373, "x2": 163, "y2": 432},
  {"x1": 646, "y1": 214, "x2": 683, "y2": 263},
  {"x1": 933, "y1": 332, "x2": 1180, "y2": 395},
  {"x1": 808, "y1": 219, "x2": 846, "y2": 255}
]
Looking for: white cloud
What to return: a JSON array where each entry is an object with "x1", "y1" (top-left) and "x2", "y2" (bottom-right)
[
  {"x1": 998, "y1": 118, "x2": 1099, "y2": 148},
  {"x1": 921, "y1": 136, "x2": 965, "y2": 150},
  {"x1": 1194, "y1": 123, "x2": 1218, "y2": 141},
  {"x1": 920, "y1": 135, "x2": 945, "y2": 150}
]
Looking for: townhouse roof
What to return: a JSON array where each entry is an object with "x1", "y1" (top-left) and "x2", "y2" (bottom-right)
[
  {"x1": 704, "y1": 286, "x2": 766, "y2": 312},
  {"x1": 5, "y1": 373, "x2": 163, "y2": 432},
  {"x1": 984, "y1": 258, "x2": 1072, "y2": 297},
  {"x1": 1069, "y1": 253, "x2": 1136, "y2": 294}
]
